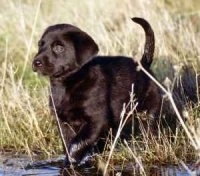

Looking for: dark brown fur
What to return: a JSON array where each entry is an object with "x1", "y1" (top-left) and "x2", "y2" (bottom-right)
[{"x1": 32, "y1": 17, "x2": 161, "y2": 165}]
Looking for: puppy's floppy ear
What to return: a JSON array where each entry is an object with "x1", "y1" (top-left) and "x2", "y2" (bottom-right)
[{"x1": 67, "y1": 31, "x2": 99, "y2": 66}]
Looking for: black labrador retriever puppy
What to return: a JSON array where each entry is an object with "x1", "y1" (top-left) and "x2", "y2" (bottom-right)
[{"x1": 32, "y1": 17, "x2": 161, "y2": 165}]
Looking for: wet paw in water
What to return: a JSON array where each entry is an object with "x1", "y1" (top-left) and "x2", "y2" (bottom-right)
[
  {"x1": 63, "y1": 142, "x2": 95, "y2": 167},
  {"x1": 64, "y1": 151, "x2": 95, "y2": 168}
]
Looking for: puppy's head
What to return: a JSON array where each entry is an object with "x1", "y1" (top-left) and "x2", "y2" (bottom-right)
[{"x1": 32, "y1": 24, "x2": 99, "y2": 78}]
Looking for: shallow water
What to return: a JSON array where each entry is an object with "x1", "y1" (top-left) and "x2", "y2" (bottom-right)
[{"x1": 0, "y1": 155, "x2": 199, "y2": 176}]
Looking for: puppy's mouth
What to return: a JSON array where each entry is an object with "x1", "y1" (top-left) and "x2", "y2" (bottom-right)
[
  {"x1": 33, "y1": 64, "x2": 67, "y2": 78},
  {"x1": 33, "y1": 62, "x2": 77, "y2": 78},
  {"x1": 33, "y1": 63, "x2": 54, "y2": 76}
]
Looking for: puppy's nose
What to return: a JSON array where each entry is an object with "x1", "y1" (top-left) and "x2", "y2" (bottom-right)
[
  {"x1": 32, "y1": 59, "x2": 43, "y2": 71},
  {"x1": 33, "y1": 59, "x2": 42, "y2": 67}
]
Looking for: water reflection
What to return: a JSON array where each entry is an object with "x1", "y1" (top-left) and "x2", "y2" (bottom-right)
[{"x1": 0, "y1": 155, "x2": 199, "y2": 176}]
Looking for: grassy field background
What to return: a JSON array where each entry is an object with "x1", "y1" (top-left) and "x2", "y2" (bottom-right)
[{"x1": 0, "y1": 0, "x2": 200, "y2": 169}]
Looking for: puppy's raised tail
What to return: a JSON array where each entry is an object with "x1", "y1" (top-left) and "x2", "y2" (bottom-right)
[{"x1": 132, "y1": 17, "x2": 155, "y2": 68}]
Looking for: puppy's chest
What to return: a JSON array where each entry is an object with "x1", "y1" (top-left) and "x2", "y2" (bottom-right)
[
  {"x1": 49, "y1": 86, "x2": 66, "y2": 109},
  {"x1": 49, "y1": 84, "x2": 84, "y2": 122}
]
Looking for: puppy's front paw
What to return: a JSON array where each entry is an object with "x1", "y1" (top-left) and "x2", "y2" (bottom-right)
[
  {"x1": 68, "y1": 142, "x2": 83, "y2": 164},
  {"x1": 68, "y1": 141, "x2": 94, "y2": 165},
  {"x1": 79, "y1": 151, "x2": 94, "y2": 166}
]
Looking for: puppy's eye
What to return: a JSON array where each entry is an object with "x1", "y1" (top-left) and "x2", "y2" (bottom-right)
[{"x1": 52, "y1": 44, "x2": 65, "y2": 54}]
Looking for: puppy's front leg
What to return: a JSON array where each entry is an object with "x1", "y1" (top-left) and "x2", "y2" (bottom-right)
[
  {"x1": 57, "y1": 121, "x2": 77, "y2": 166},
  {"x1": 68, "y1": 121, "x2": 104, "y2": 164}
]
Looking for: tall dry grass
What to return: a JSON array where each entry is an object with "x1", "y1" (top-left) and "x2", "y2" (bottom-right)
[{"x1": 0, "y1": 0, "x2": 199, "y2": 171}]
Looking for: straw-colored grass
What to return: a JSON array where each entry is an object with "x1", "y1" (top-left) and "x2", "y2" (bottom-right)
[{"x1": 0, "y1": 0, "x2": 199, "y2": 173}]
